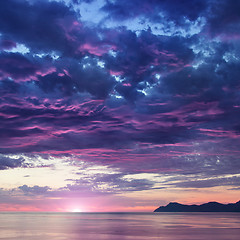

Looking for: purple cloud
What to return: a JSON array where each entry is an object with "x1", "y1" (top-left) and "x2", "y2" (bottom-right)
[{"x1": 0, "y1": 0, "x2": 240, "y2": 210}]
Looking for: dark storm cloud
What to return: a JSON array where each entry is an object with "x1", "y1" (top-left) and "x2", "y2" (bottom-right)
[
  {"x1": 102, "y1": 0, "x2": 207, "y2": 23},
  {"x1": 0, "y1": 127, "x2": 44, "y2": 139},
  {"x1": 0, "y1": 155, "x2": 25, "y2": 170},
  {"x1": 169, "y1": 175, "x2": 240, "y2": 189},
  {"x1": 19, "y1": 185, "x2": 50, "y2": 195},
  {"x1": 0, "y1": 52, "x2": 38, "y2": 81},
  {"x1": 0, "y1": 78, "x2": 20, "y2": 94},
  {"x1": 0, "y1": 39, "x2": 16, "y2": 50},
  {"x1": 0, "y1": 0, "x2": 119, "y2": 59},
  {"x1": 0, "y1": 0, "x2": 240, "y2": 194},
  {"x1": 99, "y1": 29, "x2": 195, "y2": 102},
  {"x1": 71, "y1": 172, "x2": 155, "y2": 193},
  {"x1": 206, "y1": 0, "x2": 240, "y2": 38},
  {"x1": 160, "y1": 65, "x2": 215, "y2": 95},
  {"x1": 0, "y1": 0, "x2": 77, "y2": 55},
  {"x1": 54, "y1": 57, "x2": 116, "y2": 98}
]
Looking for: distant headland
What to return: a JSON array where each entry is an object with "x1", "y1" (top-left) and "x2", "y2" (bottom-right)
[{"x1": 154, "y1": 201, "x2": 240, "y2": 212}]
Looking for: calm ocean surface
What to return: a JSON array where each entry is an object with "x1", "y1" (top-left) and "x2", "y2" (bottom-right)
[{"x1": 0, "y1": 212, "x2": 240, "y2": 240}]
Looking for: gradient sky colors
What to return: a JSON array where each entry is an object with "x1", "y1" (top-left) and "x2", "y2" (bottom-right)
[{"x1": 0, "y1": 0, "x2": 240, "y2": 212}]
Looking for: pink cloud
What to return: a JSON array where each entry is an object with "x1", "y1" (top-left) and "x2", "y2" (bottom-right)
[
  {"x1": 78, "y1": 43, "x2": 117, "y2": 56},
  {"x1": 122, "y1": 83, "x2": 131, "y2": 87},
  {"x1": 199, "y1": 128, "x2": 240, "y2": 139},
  {"x1": 36, "y1": 67, "x2": 56, "y2": 77},
  {"x1": 109, "y1": 70, "x2": 123, "y2": 76}
]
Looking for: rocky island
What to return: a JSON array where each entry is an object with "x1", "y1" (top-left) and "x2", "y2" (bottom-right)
[{"x1": 154, "y1": 200, "x2": 240, "y2": 212}]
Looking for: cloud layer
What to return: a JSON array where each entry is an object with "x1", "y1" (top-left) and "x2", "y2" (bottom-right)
[{"x1": 0, "y1": 0, "x2": 240, "y2": 211}]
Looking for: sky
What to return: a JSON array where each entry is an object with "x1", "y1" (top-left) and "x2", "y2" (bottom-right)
[{"x1": 0, "y1": 0, "x2": 240, "y2": 212}]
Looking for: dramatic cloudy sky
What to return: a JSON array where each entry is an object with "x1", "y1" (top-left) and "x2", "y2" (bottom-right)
[{"x1": 0, "y1": 0, "x2": 240, "y2": 212}]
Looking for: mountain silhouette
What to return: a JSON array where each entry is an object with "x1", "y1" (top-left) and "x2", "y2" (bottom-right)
[{"x1": 154, "y1": 201, "x2": 240, "y2": 212}]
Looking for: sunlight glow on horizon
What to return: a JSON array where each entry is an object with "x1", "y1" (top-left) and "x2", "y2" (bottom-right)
[{"x1": 71, "y1": 208, "x2": 83, "y2": 213}]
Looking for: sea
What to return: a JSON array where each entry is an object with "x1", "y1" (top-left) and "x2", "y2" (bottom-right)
[{"x1": 0, "y1": 212, "x2": 240, "y2": 240}]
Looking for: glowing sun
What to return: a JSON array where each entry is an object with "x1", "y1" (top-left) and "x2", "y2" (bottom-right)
[{"x1": 71, "y1": 208, "x2": 82, "y2": 212}]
